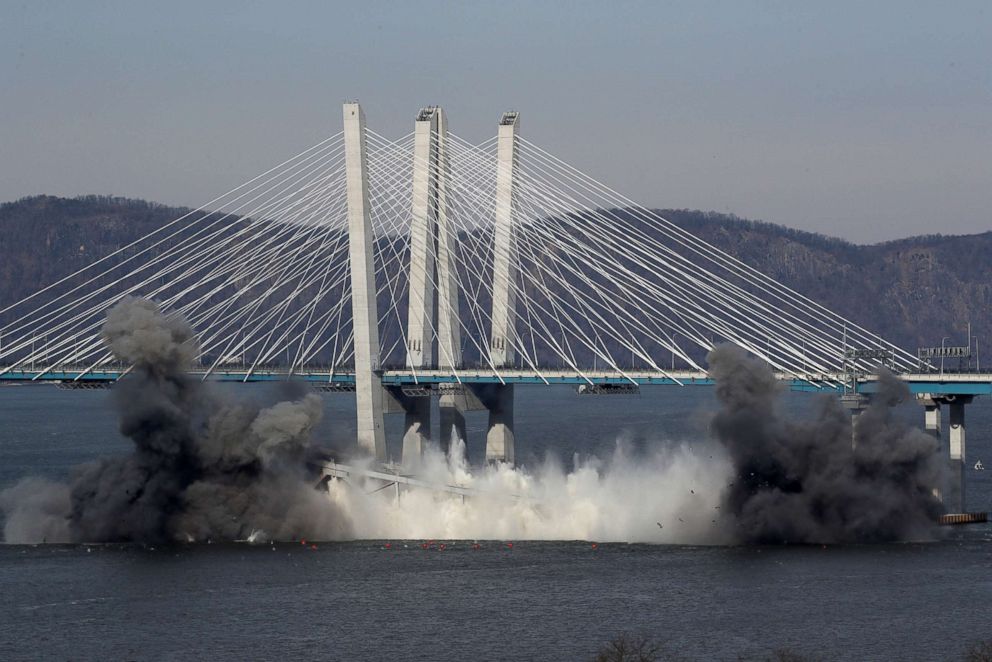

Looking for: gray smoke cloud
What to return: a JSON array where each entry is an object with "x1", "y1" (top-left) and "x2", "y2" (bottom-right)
[
  {"x1": 1, "y1": 297, "x2": 351, "y2": 544},
  {"x1": 708, "y1": 344, "x2": 943, "y2": 544}
]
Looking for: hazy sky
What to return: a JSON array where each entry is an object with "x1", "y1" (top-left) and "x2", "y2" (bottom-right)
[{"x1": 1, "y1": 1, "x2": 989, "y2": 243}]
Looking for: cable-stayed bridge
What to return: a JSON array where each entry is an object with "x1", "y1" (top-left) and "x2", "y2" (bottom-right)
[{"x1": 0, "y1": 103, "x2": 987, "y2": 511}]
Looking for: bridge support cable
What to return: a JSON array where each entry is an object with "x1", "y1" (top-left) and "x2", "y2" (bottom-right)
[
  {"x1": 0, "y1": 133, "x2": 344, "y2": 324},
  {"x1": 8, "y1": 138, "x2": 345, "y2": 346},
  {"x1": 440, "y1": 135, "x2": 550, "y2": 380},
  {"x1": 445, "y1": 132, "x2": 699, "y2": 380},
  {"x1": 0, "y1": 141, "x2": 345, "y2": 365},
  {"x1": 188, "y1": 180, "x2": 351, "y2": 368},
  {"x1": 431, "y1": 138, "x2": 529, "y2": 381},
  {"x1": 517, "y1": 136, "x2": 916, "y2": 373},
  {"x1": 439, "y1": 133, "x2": 678, "y2": 385},
  {"x1": 511, "y1": 161, "x2": 828, "y2": 379},
  {"x1": 502, "y1": 143, "x2": 856, "y2": 380},
  {"x1": 506, "y1": 176, "x2": 683, "y2": 382},
  {"x1": 511, "y1": 164, "x2": 781, "y2": 361},
  {"x1": 1, "y1": 136, "x2": 353, "y2": 377},
  {"x1": 445, "y1": 134, "x2": 698, "y2": 381},
  {"x1": 363, "y1": 132, "x2": 417, "y2": 368},
  {"x1": 509, "y1": 146, "x2": 841, "y2": 375},
  {"x1": 511, "y1": 197, "x2": 692, "y2": 378},
  {"x1": 367, "y1": 129, "x2": 542, "y2": 384},
  {"x1": 119, "y1": 171, "x2": 352, "y2": 376}
]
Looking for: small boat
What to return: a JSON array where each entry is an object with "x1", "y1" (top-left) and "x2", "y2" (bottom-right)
[{"x1": 975, "y1": 460, "x2": 985, "y2": 471}]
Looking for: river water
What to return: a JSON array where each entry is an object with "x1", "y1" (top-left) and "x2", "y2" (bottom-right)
[{"x1": 1, "y1": 383, "x2": 990, "y2": 661}]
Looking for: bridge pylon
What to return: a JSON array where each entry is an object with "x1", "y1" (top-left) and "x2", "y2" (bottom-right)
[
  {"x1": 434, "y1": 108, "x2": 468, "y2": 453},
  {"x1": 343, "y1": 102, "x2": 386, "y2": 462},
  {"x1": 400, "y1": 106, "x2": 466, "y2": 463},
  {"x1": 484, "y1": 111, "x2": 521, "y2": 464}
]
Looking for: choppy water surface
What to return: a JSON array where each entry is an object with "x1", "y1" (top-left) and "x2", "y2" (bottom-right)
[{"x1": 1, "y1": 384, "x2": 991, "y2": 661}]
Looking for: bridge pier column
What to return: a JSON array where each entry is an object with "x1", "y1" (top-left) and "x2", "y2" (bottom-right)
[
  {"x1": 383, "y1": 386, "x2": 432, "y2": 466},
  {"x1": 946, "y1": 396, "x2": 972, "y2": 514},
  {"x1": 917, "y1": 394, "x2": 943, "y2": 502},
  {"x1": 402, "y1": 396, "x2": 431, "y2": 466},
  {"x1": 473, "y1": 384, "x2": 515, "y2": 464},
  {"x1": 439, "y1": 392, "x2": 467, "y2": 456},
  {"x1": 343, "y1": 102, "x2": 386, "y2": 462},
  {"x1": 840, "y1": 393, "x2": 868, "y2": 449}
]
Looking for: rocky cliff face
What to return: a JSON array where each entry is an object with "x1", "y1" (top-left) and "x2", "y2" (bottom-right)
[{"x1": 2, "y1": 196, "x2": 988, "y2": 357}]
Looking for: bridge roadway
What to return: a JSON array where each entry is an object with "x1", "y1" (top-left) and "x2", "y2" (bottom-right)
[{"x1": 2, "y1": 366, "x2": 991, "y2": 396}]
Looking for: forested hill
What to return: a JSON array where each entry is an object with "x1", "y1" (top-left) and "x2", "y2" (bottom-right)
[{"x1": 1, "y1": 195, "x2": 989, "y2": 354}]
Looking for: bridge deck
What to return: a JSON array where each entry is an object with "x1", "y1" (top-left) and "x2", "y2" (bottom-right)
[{"x1": 1, "y1": 366, "x2": 990, "y2": 395}]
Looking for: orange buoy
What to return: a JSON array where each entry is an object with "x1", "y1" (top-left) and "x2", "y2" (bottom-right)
[{"x1": 310, "y1": 544, "x2": 318, "y2": 551}]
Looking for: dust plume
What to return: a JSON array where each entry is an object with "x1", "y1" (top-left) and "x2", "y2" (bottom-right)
[
  {"x1": 329, "y1": 437, "x2": 734, "y2": 544},
  {"x1": 708, "y1": 344, "x2": 943, "y2": 544},
  {"x1": 1, "y1": 297, "x2": 350, "y2": 543}
]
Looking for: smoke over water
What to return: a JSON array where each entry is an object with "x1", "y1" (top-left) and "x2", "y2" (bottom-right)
[
  {"x1": 709, "y1": 344, "x2": 943, "y2": 544},
  {"x1": 0, "y1": 300, "x2": 942, "y2": 545},
  {"x1": 1, "y1": 297, "x2": 350, "y2": 543}
]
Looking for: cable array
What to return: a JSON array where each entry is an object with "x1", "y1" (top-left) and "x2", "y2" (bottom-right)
[{"x1": 0, "y1": 122, "x2": 914, "y2": 384}]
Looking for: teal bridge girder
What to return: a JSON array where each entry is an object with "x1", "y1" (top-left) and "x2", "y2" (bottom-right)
[{"x1": 3, "y1": 366, "x2": 991, "y2": 396}]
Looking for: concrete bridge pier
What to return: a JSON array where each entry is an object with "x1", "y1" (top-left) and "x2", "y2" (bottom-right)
[
  {"x1": 471, "y1": 384, "x2": 515, "y2": 464},
  {"x1": 917, "y1": 392, "x2": 973, "y2": 512},
  {"x1": 917, "y1": 394, "x2": 943, "y2": 502},
  {"x1": 382, "y1": 387, "x2": 432, "y2": 466},
  {"x1": 945, "y1": 395, "x2": 972, "y2": 514},
  {"x1": 840, "y1": 393, "x2": 868, "y2": 449},
  {"x1": 402, "y1": 397, "x2": 431, "y2": 465},
  {"x1": 439, "y1": 391, "x2": 467, "y2": 454}
]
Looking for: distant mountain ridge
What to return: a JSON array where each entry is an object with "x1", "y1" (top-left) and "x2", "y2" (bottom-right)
[{"x1": 1, "y1": 195, "x2": 989, "y2": 358}]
